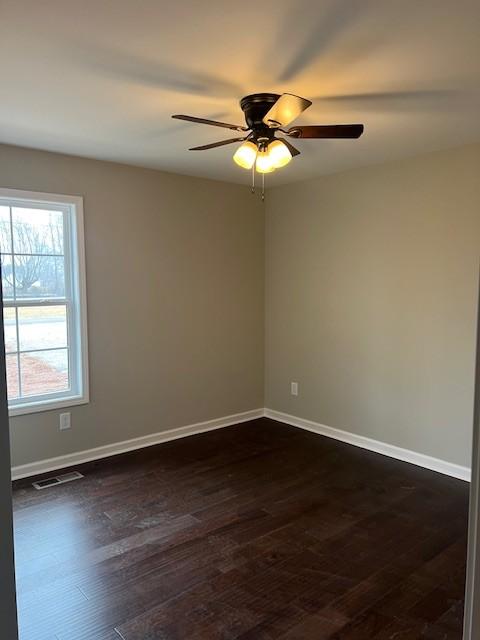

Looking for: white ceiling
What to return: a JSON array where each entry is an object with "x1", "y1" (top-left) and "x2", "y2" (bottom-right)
[{"x1": 1, "y1": 0, "x2": 479, "y2": 185}]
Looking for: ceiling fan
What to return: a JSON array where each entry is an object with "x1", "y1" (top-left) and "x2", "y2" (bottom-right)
[{"x1": 172, "y1": 93, "x2": 364, "y2": 183}]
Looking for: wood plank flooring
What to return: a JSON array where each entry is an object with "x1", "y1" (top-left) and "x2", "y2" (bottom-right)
[{"x1": 12, "y1": 418, "x2": 469, "y2": 639}]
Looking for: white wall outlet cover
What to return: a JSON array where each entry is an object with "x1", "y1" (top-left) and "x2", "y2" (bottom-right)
[
  {"x1": 291, "y1": 382, "x2": 299, "y2": 396},
  {"x1": 59, "y1": 413, "x2": 71, "y2": 430}
]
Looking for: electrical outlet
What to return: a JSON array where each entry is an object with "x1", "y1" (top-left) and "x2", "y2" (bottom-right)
[
  {"x1": 291, "y1": 382, "x2": 298, "y2": 396},
  {"x1": 59, "y1": 412, "x2": 71, "y2": 431}
]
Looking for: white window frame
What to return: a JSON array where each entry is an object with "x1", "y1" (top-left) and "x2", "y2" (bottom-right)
[{"x1": 0, "y1": 188, "x2": 89, "y2": 416}]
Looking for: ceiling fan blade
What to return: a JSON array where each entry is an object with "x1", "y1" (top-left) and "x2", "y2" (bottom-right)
[
  {"x1": 262, "y1": 93, "x2": 312, "y2": 128},
  {"x1": 278, "y1": 138, "x2": 301, "y2": 157},
  {"x1": 172, "y1": 114, "x2": 247, "y2": 132},
  {"x1": 286, "y1": 124, "x2": 364, "y2": 139},
  {"x1": 189, "y1": 137, "x2": 247, "y2": 151}
]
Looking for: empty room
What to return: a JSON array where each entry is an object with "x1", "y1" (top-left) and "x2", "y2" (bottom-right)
[{"x1": 1, "y1": 1, "x2": 480, "y2": 639}]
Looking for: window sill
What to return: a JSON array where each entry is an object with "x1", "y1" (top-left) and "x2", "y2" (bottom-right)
[{"x1": 8, "y1": 394, "x2": 89, "y2": 417}]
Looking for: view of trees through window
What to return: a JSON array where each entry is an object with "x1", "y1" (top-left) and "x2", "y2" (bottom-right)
[{"x1": 1, "y1": 205, "x2": 70, "y2": 401}]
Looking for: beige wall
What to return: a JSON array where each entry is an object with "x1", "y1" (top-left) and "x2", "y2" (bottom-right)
[
  {"x1": 2, "y1": 142, "x2": 478, "y2": 470},
  {"x1": 266, "y1": 144, "x2": 480, "y2": 468},
  {"x1": 0, "y1": 144, "x2": 265, "y2": 467}
]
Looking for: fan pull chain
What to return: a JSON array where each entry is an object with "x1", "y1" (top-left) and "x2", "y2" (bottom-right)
[
  {"x1": 262, "y1": 173, "x2": 265, "y2": 201},
  {"x1": 251, "y1": 164, "x2": 255, "y2": 194}
]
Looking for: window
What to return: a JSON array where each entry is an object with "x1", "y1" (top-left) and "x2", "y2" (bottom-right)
[{"x1": 0, "y1": 189, "x2": 88, "y2": 416}]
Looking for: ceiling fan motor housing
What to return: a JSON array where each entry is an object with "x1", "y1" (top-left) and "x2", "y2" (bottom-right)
[{"x1": 240, "y1": 93, "x2": 280, "y2": 142}]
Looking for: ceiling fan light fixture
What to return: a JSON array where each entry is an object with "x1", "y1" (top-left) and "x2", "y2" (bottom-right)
[
  {"x1": 174, "y1": 92, "x2": 364, "y2": 193},
  {"x1": 255, "y1": 149, "x2": 276, "y2": 174},
  {"x1": 267, "y1": 140, "x2": 293, "y2": 168},
  {"x1": 233, "y1": 141, "x2": 257, "y2": 169}
]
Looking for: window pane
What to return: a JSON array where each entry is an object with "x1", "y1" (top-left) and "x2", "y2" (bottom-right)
[
  {"x1": 18, "y1": 305, "x2": 67, "y2": 351},
  {"x1": 14, "y1": 255, "x2": 65, "y2": 299},
  {"x1": 20, "y1": 349, "x2": 69, "y2": 397},
  {"x1": 3, "y1": 307, "x2": 17, "y2": 353},
  {"x1": 6, "y1": 354, "x2": 19, "y2": 400},
  {"x1": 0, "y1": 192, "x2": 86, "y2": 410},
  {"x1": 0, "y1": 206, "x2": 11, "y2": 253},
  {"x1": 12, "y1": 207, "x2": 64, "y2": 255},
  {"x1": 1, "y1": 254, "x2": 14, "y2": 300}
]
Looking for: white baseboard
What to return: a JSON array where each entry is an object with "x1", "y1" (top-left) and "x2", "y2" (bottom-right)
[
  {"x1": 264, "y1": 408, "x2": 471, "y2": 482},
  {"x1": 11, "y1": 408, "x2": 264, "y2": 481},
  {"x1": 12, "y1": 407, "x2": 471, "y2": 483}
]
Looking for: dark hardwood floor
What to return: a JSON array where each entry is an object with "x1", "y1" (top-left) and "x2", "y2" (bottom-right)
[{"x1": 12, "y1": 418, "x2": 469, "y2": 640}]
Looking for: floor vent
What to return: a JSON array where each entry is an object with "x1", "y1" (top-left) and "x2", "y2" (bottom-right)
[{"x1": 32, "y1": 471, "x2": 84, "y2": 490}]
